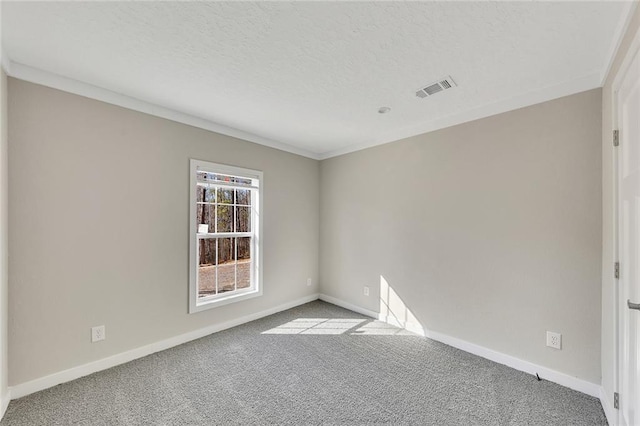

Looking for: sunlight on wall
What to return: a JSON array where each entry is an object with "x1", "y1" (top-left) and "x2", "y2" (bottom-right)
[
  {"x1": 379, "y1": 275, "x2": 424, "y2": 335},
  {"x1": 260, "y1": 276, "x2": 424, "y2": 336}
]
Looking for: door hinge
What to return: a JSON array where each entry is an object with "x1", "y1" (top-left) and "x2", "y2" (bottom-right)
[
  {"x1": 615, "y1": 262, "x2": 620, "y2": 279},
  {"x1": 614, "y1": 392, "x2": 619, "y2": 409},
  {"x1": 614, "y1": 130, "x2": 620, "y2": 147}
]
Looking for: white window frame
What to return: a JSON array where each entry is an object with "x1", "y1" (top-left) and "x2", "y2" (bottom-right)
[{"x1": 189, "y1": 159, "x2": 263, "y2": 313}]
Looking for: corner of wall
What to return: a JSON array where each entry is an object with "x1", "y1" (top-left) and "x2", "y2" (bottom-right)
[
  {"x1": 0, "y1": 390, "x2": 9, "y2": 420},
  {"x1": 0, "y1": 67, "x2": 8, "y2": 421},
  {"x1": 0, "y1": 73, "x2": 7, "y2": 422},
  {"x1": 0, "y1": 2, "x2": 10, "y2": 419},
  {"x1": 600, "y1": 386, "x2": 617, "y2": 426}
]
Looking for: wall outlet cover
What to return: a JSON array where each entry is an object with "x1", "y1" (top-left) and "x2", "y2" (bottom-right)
[
  {"x1": 546, "y1": 331, "x2": 561, "y2": 349},
  {"x1": 92, "y1": 325, "x2": 106, "y2": 343}
]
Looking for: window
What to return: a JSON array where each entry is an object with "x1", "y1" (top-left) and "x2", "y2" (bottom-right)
[{"x1": 189, "y1": 159, "x2": 262, "y2": 313}]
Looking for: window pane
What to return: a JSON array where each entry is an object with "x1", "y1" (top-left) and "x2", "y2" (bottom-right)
[
  {"x1": 198, "y1": 239, "x2": 217, "y2": 298},
  {"x1": 235, "y1": 206, "x2": 251, "y2": 232},
  {"x1": 196, "y1": 203, "x2": 204, "y2": 228},
  {"x1": 236, "y1": 189, "x2": 251, "y2": 206},
  {"x1": 196, "y1": 184, "x2": 205, "y2": 203},
  {"x1": 216, "y1": 205, "x2": 233, "y2": 232},
  {"x1": 217, "y1": 238, "x2": 235, "y2": 293},
  {"x1": 207, "y1": 204, "x2": 216, "y2": 233},
  {"x1": 196, "y1": 204, "x2": 216, "y2": 234},
  {"x1": 196, "y1": 203, "x2": 209, "y2": 231},
  {"x1": 237, "y1": 237, "x2": 251, "y2": 290},
  {"x1": 217, "y1": 188, "x2": 234, "y2": 204},
  {"x1": 205, "y1": 185, "x2": 216, "y2": 203}
]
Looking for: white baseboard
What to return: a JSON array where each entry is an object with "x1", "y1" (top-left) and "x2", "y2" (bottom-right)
[
  {"x1": 378, "y1": 314, "x2": 425, "y2": 336},
  {"x1": 318, "y1": 293, "x2": 378, "y2": 318},
  {"x1": 421, "y1": 327, "x2": 600, "y2": 398},
  {"x1": 0, "y1": 389, "x2": 10, "y2": 420},
  {"x1": 8, "y1": 293, "x2": 602, "y2": 404},
  {"x1": 318, "y1": 294, "x2": 426, "y2": 336},
  {"x1": 600, "y1": 386, "x2": 617, "y2": 426},
  {"x1": 9, "y1": 293, "x2": 319, "y2": 399},
  {"x1": 319, "y1": 293, "x2": 600, "y2": 398}
]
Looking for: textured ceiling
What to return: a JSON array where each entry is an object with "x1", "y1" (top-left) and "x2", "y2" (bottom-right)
[{"x1": 2, "y1": 1, "x2": 632, "y2": 158}]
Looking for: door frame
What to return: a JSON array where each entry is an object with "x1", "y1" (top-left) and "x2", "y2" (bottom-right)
[{"x1": 612, "y1": 23, "x2": 640, "y2": 426}]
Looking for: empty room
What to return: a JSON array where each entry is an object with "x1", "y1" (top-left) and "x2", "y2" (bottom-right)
[{"x1": 0, "y1": 1, "x2": 639, "y2": 425}]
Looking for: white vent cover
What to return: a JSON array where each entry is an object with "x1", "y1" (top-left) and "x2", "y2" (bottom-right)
[{"x1": 416, "y1": 76, "x2": 456, "y2": 98}]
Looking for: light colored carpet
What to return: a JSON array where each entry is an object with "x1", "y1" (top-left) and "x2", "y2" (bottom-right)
[{"x1": 1, "y1": 301, "x2": 607, "y2": 425}]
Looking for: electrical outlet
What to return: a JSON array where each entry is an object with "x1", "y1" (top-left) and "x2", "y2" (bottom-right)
[
  {"x1": 307, "y1": 278, "x2": 312, "y2": 286},
  {"x1": 546, "y1": 331, "x2": 561, "y2": 349},
  {"x1": 92, "y1": 325, "x2": 106, "y2": 343},
  {"x1": 363, "y1": 286, "x2": 370, "y2": 296}
]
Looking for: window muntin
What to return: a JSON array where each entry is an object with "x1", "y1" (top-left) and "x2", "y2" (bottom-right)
[{"x1": 189, "y1": 160, "x2": 262, "y2": 313}]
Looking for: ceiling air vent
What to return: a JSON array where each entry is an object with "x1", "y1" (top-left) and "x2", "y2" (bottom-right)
[{"x1": 415, "y1": 76, "x2": 456, "y2": 98}]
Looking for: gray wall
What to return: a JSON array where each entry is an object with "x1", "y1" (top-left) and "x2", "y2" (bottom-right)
[
  {"x1": 601, "y1": 4, "x2": 640, "y2": 413},
  {"x1": 320, "y1": 89, "x2": 603, "y2": 384},
  {"x1": 7, "y1": 76, "x2": 604, "y2": 389},
  {"x1": 8, "y1": 79, "x2": 320, "y2": 385}
]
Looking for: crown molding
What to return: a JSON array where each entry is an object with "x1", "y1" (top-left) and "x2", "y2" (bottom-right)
[
  {"x1": 6, "y1": 60, "x2": 604, "y2": 162},
  {"x1": 6, "y1": 61, "x2": 322, "y2": 160},
  {"x1": 319, "y1": 69, "x2": 602, "y2": 160},
  {"x1": 600, "y1": 0, "x2": 639, "y2": 86}
]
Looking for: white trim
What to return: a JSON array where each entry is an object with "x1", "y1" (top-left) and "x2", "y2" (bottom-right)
[
  {"x1": 608, "y1": 21, "x2": 640, "y2": 426},
  {"x1": 0, "y1": 390, "x2": 9, "y2": 421},
  {"x1": 601, "y1": 1, "x2": 639, "y2": 86},
  {"x1": 600, "y1": 386, "x2": 617, "y2": 426},
  {"x1": 319, "y1": 70, "x2": 602, "y2": 160},
  {"x1": 612, "y1": 25, "x2": 640, "y2": 91},
  {"x1": 5, "y1": 61, "x2": 321, "y2": 160},
  {"x1": 5, "y1": 60, "x2": 605, "y2": 162},
  {"x1": 611, "y1": 77, "x2": 623, "y2": 426},
  {"x1": 419, "y1": 327, "x2": 600, "y2": 398},
  {"x1": 318, "y1": 293, "x2": 378, "y2": 318},
  {"x1": 378, "y1": 314, "x2": 424, "y2": 336},
  {"x1": 7, "y1": 293, "x2": 602, "y2": 402},
  {"x1": 319, "y1": 293, "x2": 600, "y2": 398},
  {"x1": 189, "y1": 159, "x2": 263, "y2": 314},
  {"x1": 9, "y1": 293, "x2": 319, "y2": 399},
  {"x1": 0, "y1": 12, "x2": 9, "y2": 419}
]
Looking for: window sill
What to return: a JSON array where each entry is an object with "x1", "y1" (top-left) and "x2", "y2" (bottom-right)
[{"x1": 189, "y1": 287, "x2": 262, "y2": 313}]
